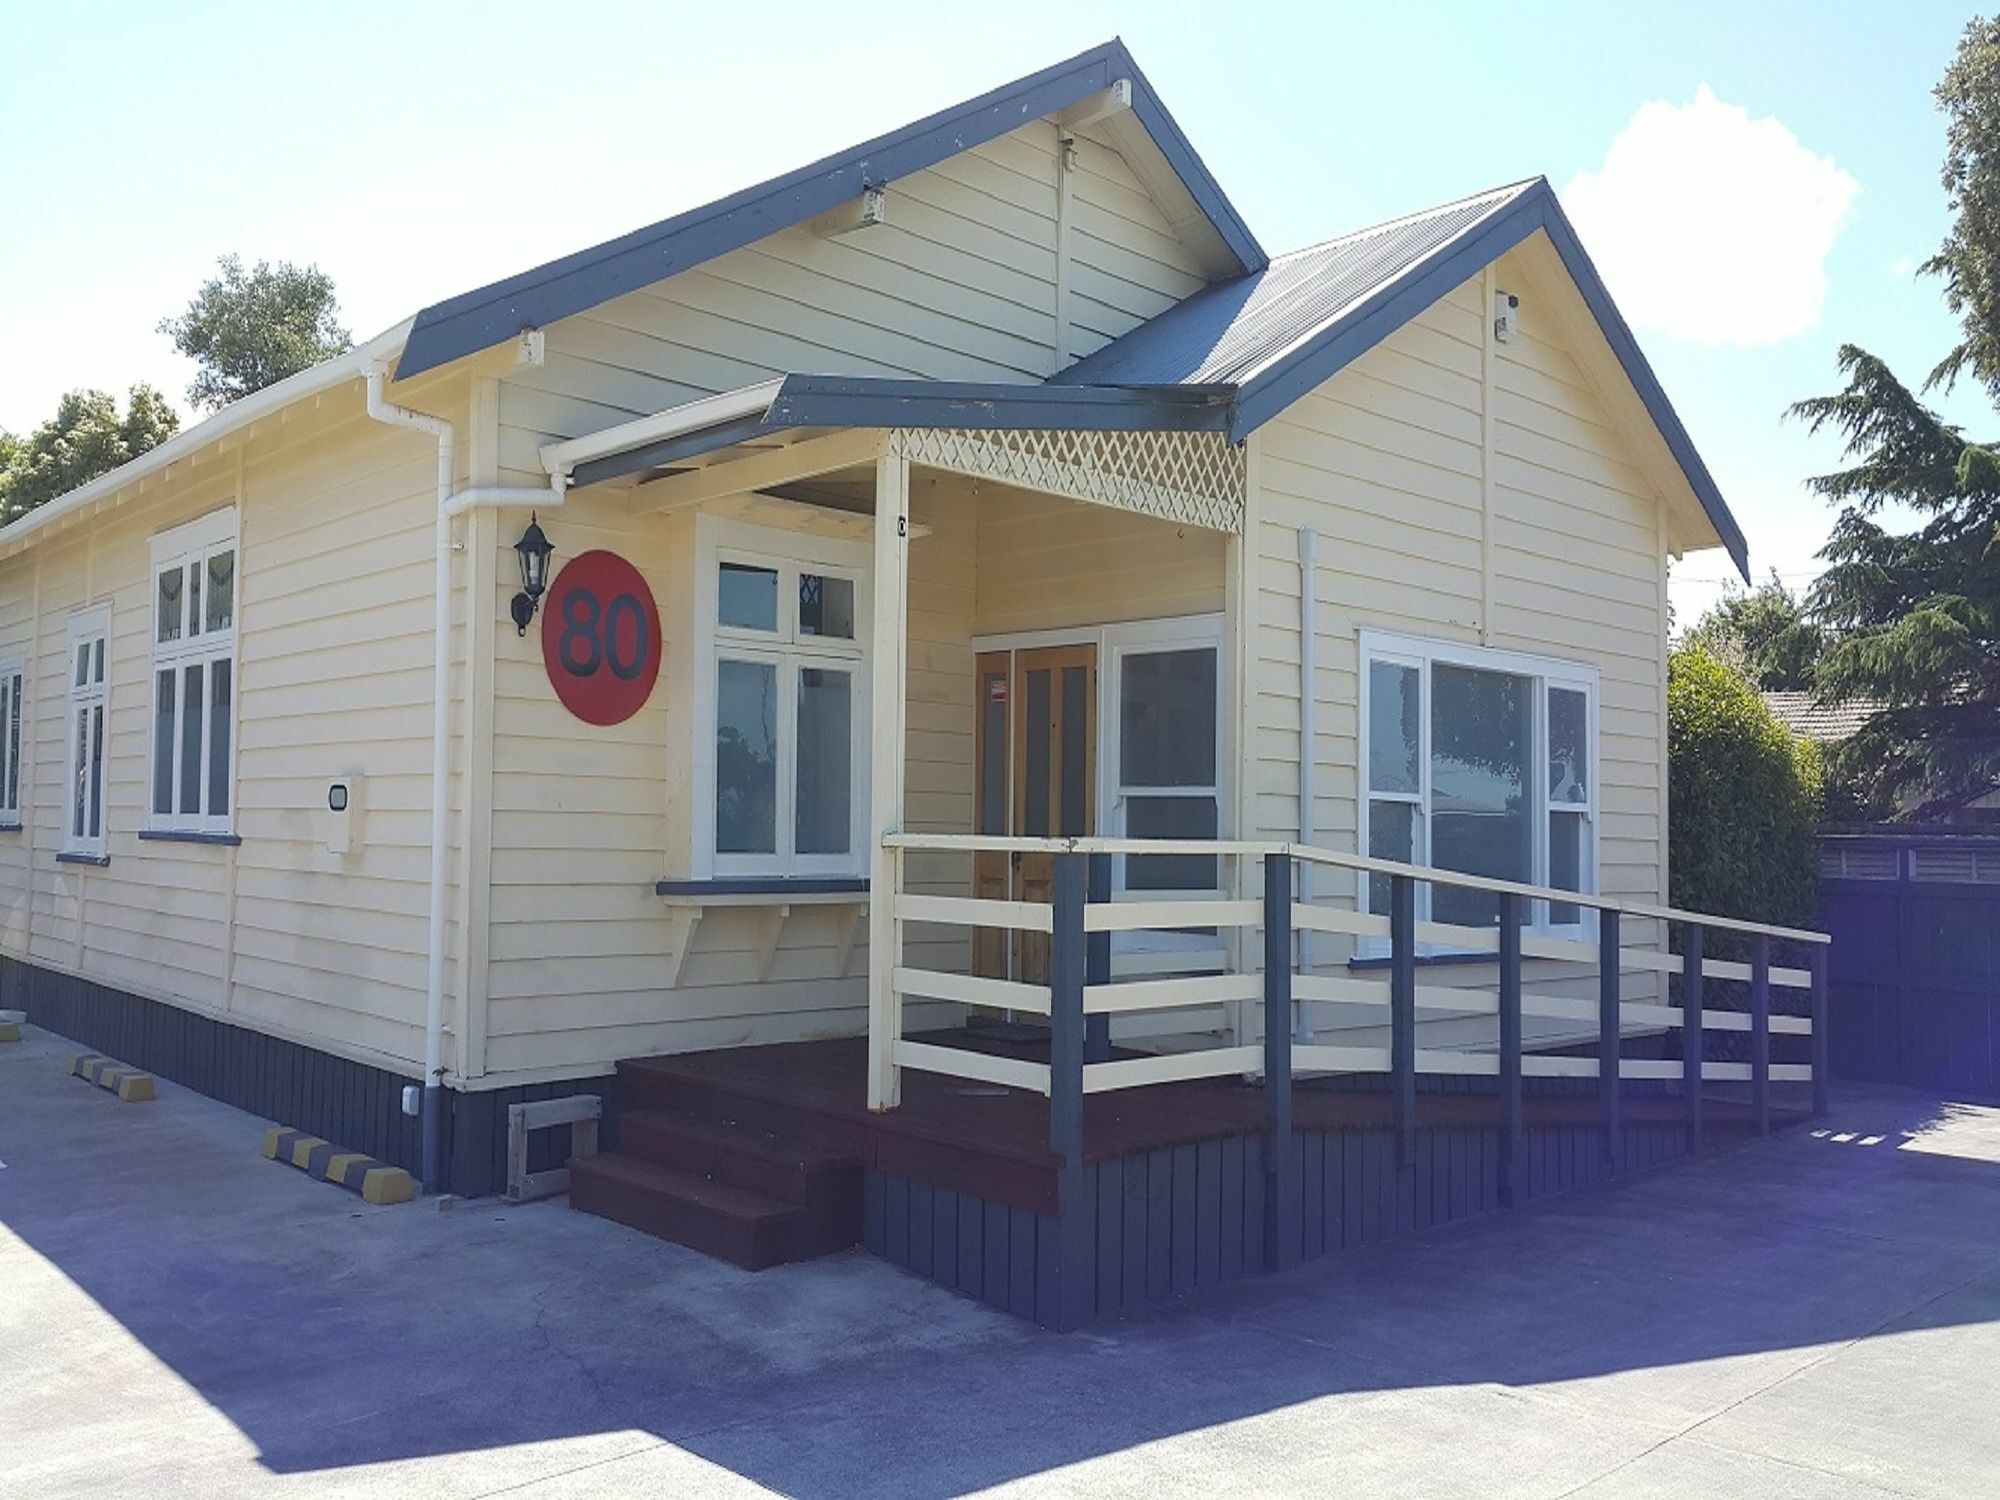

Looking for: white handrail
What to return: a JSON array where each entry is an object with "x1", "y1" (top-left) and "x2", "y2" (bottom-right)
[{"x1": 883, "y1": 832, "x2": 1831, "y2": 946}]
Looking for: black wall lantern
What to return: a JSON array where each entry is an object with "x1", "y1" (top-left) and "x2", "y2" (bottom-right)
[{"x1": 511, "y1": 514, "x2": 554, "y2": 635}]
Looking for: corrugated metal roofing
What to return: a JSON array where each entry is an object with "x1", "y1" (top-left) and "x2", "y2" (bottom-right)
[{"x1": 1054, "y1": 181, "x2": 1537, "y2": 389}]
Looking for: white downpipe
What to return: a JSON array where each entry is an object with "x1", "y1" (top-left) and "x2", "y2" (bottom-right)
[
  {"x1": 364, "y1": 363, "x2": 566, "y2": 1193},
  {"x1": 1296, "y1": 527, "x2": 1317, "y2": 1043}
]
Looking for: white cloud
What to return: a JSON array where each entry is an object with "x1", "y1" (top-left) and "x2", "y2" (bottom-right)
[
  {"x1": 1890, "y1": 255, "x2": 1917, "y2": 278},
  {"x1": 1564, "y1": 85, "x2": 1858, "y2": 347}
]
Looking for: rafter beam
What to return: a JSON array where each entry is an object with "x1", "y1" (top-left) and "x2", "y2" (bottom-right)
[
  {"x1": 1055, "y1": 78, "x2": 1132, "y2": 130},
  {"x1": 628, "y1": 428, "x2": 887, "y2": 514}
]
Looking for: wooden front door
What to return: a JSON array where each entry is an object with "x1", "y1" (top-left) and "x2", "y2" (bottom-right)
[{"x1": 972, "y1": 644, "x2": 1096, "y2": 984}]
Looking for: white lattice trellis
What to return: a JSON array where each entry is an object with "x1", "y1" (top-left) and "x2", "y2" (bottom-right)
[{"x1": 891, "y1": 427, "x2": 1245, "y2": 533}]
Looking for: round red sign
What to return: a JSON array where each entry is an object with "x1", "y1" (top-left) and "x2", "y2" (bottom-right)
[{"x1": 540, "y1": 550, "x2": 662, "y2": 726}]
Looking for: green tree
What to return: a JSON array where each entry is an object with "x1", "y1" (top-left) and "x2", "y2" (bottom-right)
[
  {"x1": 0, "y1": 387, "x2": 180, "y2": 525},
  {"x1": 159, "y1": 255, "x2": 352, "y2": 412},
  {"x1": 1682, "y1": 575, "x2": 1823, "y2": 691},
  {"x1": 1788, "y1": 16, "x2": 2000, "y2": 818},
  {"x1": 1668, "y1": 646, "x2": 1823, "y2": 932}
]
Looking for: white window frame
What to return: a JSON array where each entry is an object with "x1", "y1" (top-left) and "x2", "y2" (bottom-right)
[
  {"x1": 1100, "y1": 614, "x2": 1227, "y2": 959},
  {"x1": 691, "y1": 516, "x2": 871, "y2": 879},
  {"x1": 148, "y1": 508, "x2": 239, "y2": 835},
  {"x1": 64, "y1": 606, "x2": 111, "y2": 858},
  {"x1": 1356, "y1": 630, "x2": 1599, "y2": 950},
  {"x1": 0, "y1": 656, "x2": 23, "y2": 826}
]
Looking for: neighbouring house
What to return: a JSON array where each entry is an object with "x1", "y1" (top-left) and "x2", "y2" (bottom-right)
[
  {"x1": 0, "y1": 41, "x2": 1827, "y2": 1326},
  {"x1": 1763, "y1": 690, "x2": 2000, "y2": 827}
]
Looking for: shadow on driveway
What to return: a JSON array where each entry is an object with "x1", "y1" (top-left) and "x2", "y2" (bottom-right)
[{"x1": 5, "y1": 1024, "x2": 1999, "y2": 1498}]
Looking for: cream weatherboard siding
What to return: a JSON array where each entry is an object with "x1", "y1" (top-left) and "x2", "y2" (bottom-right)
[
  {"x1": 492, "y1": 122, "x2": 1207, "y2": 478},
  {"x1": 1245, "y1": 244, "x2": 1672, "y2": 1011},
  {"x1": 0, "y1": 376, "x2": 479, "y2": 1079}
]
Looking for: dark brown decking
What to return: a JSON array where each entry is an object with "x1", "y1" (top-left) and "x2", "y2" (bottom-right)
[{"x1": 617, "y1": 1030, "x2": 1801, "y2": 1217}]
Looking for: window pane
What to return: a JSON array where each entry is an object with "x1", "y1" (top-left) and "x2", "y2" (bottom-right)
[
  {"x1": 798, "y1": 573, "x2": 854, "y2": 639},
  {"x1": 1550, "y1": 687, "x2": 1587, "y2": 805},
  {"x1": 92, "y1": 639, "x2": 103, "y2": 684},
  {"x1": 1119, "y1": 647, "x2": 1216, "y2": 787},
  {"x1": 718, "y1": 563, "x2": 778, "y2": 632},
  {"x1": 1125, "y1": 794, "x2": 1218, "y2": 890},
  {"x1": 715, "y1": 659, "x2": 777, "y2": 853},
  {"x1": 180, "y1": 662, "x2": 204, "y2": 815},
  {"x1": 1369, "y1": 660, "x2": 1420, "y2": 794},
  {"x1": 1430, "y1": 664, "x2": 1531, "y2": 928},
  {"x1": 1059, "y1": 665, "x2": 1088, "y2": 837},
  {"x1": 88, "y1": 703, "x2": 104, "y2": 839},
  {"x1": 977, "y1": 670, "x2": 1007, "y2": 834},
  {"x1": 1367, "y1": 799, "x2": 1415, "y2": 915},
  {"x1": 1549, "y1": 810, "x2": 1586, "y2": 925},
  {"x1": 188, "y1": 560, "x2": 203, "y2": 637},
  {"x1": 1023, "y1": 668, "x2": 1050, "y2": 838},
  {"x1": 74, "y1": 643, "x2": 88, "y2": 689},
  {"x1": 5, "y1": 675, "x2": 17, "y2": 812},
  {"x1": 209, "y1": 659, "x2": 232, "y2": 817},
  {"x1": 72, "y1": 707, "x2": 88, "y2": 838},
  {"x1": 206, "y1": 551, "x2": 235, "y2": 633},
  {"x1": 795, "y1": 666, "x2": 852, "y2": 855},
  {"x1": 154, "y1": 669, "x2": 177, "y2": 815},
  {"x1": 156, "y1": 566, "x2": 183, "y2": 644}
]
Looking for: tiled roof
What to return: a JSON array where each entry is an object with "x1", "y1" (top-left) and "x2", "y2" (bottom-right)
[{"x1": 1761, "y1": 691, "x2": 1881, "y2": 742}]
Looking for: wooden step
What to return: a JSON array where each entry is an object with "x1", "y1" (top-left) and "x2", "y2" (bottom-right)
[
  {"x1": 567, "y1": 1153, "x2": 811, "y2": 1271},
  {"x1": 618, "y1": 1109, "x2": 861, "y2": 1233}
]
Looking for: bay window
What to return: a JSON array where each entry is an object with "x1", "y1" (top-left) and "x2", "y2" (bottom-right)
[
  {"x1": 696, "y1": 518, "x2": 868, "y2": 878},
  {"x1": 1360, "y1": 632, "x2": 1597, "y2": 936},
  {"x1": 149, "y1": 510, "x2": 237, "y2": 834},
  {"x1": 64, "y1": 607, "x2": 109, "y2": 857}
]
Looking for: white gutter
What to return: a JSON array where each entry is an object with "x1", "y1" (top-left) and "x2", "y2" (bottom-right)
[
  {"x1": 538, "y1": 378, "x2": 784, "y2": 476},
  {"x1": 0, "y1": 321, "x2": 414, "y2": 561},
  {"x1": 363, "y1": 364, "x2": 565, "y2": 1194}
]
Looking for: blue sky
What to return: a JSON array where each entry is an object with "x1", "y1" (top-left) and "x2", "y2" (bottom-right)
[{"x1": 1, "y1": 1, "x2": 1989, "y2": 620}]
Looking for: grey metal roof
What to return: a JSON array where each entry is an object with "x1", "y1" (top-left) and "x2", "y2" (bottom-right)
[
  {"x1": 1055, "y1": 182, "x2": 1535, "y2": 390},
  {"x1": 1052, "y1": 176, "x2": 1749, "y2": 581},
  {"x1": 395, "y1": 40, "x2": 1264, "y2": 380}
]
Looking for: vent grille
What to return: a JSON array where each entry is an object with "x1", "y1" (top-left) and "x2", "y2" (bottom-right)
[{"x1": 1821, "y1": 846, "x2": 1901, "y2": 880}]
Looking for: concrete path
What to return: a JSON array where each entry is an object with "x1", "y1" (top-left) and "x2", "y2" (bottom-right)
[{"x1": 4, "y1": 1022, "x2": 1997, "y2": 1498}]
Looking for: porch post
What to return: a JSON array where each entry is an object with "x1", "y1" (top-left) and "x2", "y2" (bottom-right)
[
  {"x1": 1682, "y1": 923, "x2": 1704, "y2": 1150},
  {"x1": 867, "y1": 438, "x2": 911, "y2": 1112}
]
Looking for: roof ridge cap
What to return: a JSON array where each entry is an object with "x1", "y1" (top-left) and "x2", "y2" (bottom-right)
[{"x1": 1273, "y1": 176, "x2": 1544, "y2": 263}]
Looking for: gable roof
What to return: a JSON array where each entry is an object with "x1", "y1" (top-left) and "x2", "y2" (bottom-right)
[
  {"x1": 394, "y1": 40, "x2": 1265, "y2": 380},
  {"x1": 1056, "y1": 177, "x2": 1749, "y2": 579}
]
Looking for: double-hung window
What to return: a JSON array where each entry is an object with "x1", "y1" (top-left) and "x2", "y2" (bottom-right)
[
  {"x1": 1360, "y1": 632, "x2": 1597, "y2": 937},
  {"x1": 696, "y1": 518, "x2": 869, "y2": 878},
  {"x1": 0, "y1": 657, "x2": 23, "y2": 826},
  {"x1": 149, "y1": 510, "x2": 237, "y2": 834},
  {"x1": 64, "y1": 608, "x2": 110, "y2": 857}
]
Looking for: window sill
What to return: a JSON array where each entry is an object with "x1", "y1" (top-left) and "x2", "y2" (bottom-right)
[
  {"x1": 0, "y1": 819, "x2": 21, "y2": 833},
  {"x1": 138, "y1": 829, "x2": 243, "y2": 847},
  {"x1": 656, "y1": 876, "x2": 868, "y2": 900},
  {"x1": 56, "y1": 851, "x2": 109, "y2": 867}
]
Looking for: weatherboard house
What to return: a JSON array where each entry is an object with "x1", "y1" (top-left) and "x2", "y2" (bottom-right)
[{"x1": 0, "y1": 43, "x2": 1828, "y2": 1325}]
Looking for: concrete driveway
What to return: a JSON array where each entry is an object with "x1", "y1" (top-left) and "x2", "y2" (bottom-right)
[{"x1": 4, "y1": 1022, "x2": 1998, "y2": 1499}]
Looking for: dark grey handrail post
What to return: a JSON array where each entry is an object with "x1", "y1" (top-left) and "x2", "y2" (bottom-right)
[
  {"x1": 1264, "y1": 852, "x2": 1298, "y2": 1270},
  {"x1": 1049, "y1": 853, "x2": 1087, "y2": 1169},
  {"x1": 1084, "y1": 853, "x2": 1112, "y2": 1065},
  {"x1": 1682, "y1": 922, "x2": 1704, "y2": 1150},
  {"x1": 1390, "y1": 873, "x2": 1417, "y2": 1168},
  {"x1": 1750, "y1": 935, "x2": 1771, "y2": 1135},
  {"x1": 1048, "y1": 851, "x2": 1089, "y2": 1331},
  {"x1": 1810, "y1": 944, "x2": 1830, "y2": 1117},
  {"x1": 1598, "y1": 907, "x2": 1621, "y2": 1168},
  {"x1": 1498, "y1": 891, "x2": 1523, "y2": 1208}
]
